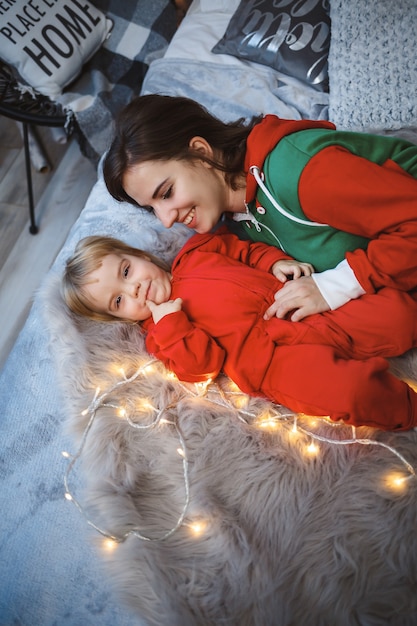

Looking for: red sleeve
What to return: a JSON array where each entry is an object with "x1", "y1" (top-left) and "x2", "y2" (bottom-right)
[
  {"x1": 208, "y1": 227, "x2": 293, "y2": 271},
  {"x1": 145, "y1": 310, "x2": 225, "y2": 383},
  {"x1": 299, "y1": 147, "x2": 417, "y2": 293}
]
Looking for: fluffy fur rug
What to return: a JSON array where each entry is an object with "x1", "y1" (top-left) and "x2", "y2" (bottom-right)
[
  {"x1": 34, "y1": 173, "x2": 417, "y2": 625},
  {"x1": 40, "y1": 268, "x2": 417, "y2": 626}
]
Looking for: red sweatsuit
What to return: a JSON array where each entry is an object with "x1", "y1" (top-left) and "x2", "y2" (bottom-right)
[{"x1": 144, "y1": 228, "x2": 417, "y2": 431}]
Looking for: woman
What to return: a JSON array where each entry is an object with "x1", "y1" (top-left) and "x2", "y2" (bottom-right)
[{"x1": 103, "y1": 94, "x2": 417, "y2": 321}]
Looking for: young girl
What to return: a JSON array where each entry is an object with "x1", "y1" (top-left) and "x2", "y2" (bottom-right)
[
  {"x1": 63, "y1": 227, "x2": 417, "y2": 431},
  {"x1": 103, "y1": 94, "x2": 417, "y2": 322}
]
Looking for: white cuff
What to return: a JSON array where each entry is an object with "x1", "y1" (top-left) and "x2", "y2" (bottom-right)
[{"x1": 311, "y1": 259, "x2": 365, "y2": 310}]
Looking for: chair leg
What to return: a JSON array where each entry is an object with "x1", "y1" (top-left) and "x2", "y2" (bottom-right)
[{"x1": 22, "y1": 121, "x2": 38, "y2": 234}]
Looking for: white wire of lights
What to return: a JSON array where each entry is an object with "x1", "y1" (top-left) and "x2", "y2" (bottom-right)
[
  {"x1": 63, "y1": 359, "x2": 416, "y2": 544},
  {"x1": 63, "y1": 359, "x2": 192, "y2": 542}
]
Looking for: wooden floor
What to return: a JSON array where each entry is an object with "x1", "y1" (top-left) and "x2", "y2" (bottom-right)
[{"x1": 0, "y1": 117, "x2": 97, "y2": 371}]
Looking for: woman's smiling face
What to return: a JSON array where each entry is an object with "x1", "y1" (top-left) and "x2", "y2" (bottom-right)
[
  {"x1": 122, "y1": 157, "x2": 230, "y2": 234},
  {"x1": 82, "y1": 253, "x2": 172, "y2": 322}
]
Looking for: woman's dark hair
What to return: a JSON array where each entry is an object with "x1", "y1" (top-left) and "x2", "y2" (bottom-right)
[{"x1": 103, "y1": 94, "x2": 262, "y2": 207}]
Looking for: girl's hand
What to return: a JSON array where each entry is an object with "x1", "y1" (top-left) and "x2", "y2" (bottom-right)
[
  {"x1": 146, "y1": 298, "x2": 183, "y2": 324},
  {"x1": 264, "y1": 276, "x2": 329, "y2": 321},
  {"x1": 271, "y1": 259, "x2": 314, "y2": 282}
]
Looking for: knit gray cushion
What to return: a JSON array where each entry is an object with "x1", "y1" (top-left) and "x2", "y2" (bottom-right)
[{"x1": 328, "y1": 0, "x2": 417, "y2": 132}]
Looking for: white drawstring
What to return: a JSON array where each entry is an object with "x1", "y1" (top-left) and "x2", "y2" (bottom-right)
[
  {"x1": 249, "y1": 166, "x2": 329, "y2": 228},
  {"x1": 233, "y1": 206, "x2": 262, "y2": 231}
]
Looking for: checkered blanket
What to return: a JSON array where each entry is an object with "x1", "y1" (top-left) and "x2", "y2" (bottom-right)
[{"x1": 56, "y1": 0, "x2": 176, "y2": 161}]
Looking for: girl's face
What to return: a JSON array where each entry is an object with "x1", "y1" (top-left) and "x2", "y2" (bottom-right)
[
  {"x1": 122, "y1": 147, "x2": 235, "y2": 234},
  {"x1": 82, "y1": 253, "x2": 172, "y2": 321}
]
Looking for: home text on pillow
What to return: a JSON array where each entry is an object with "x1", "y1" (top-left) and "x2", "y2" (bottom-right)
[{"x1": 0, "y1": 0, "x2": 104, "y2": 78}]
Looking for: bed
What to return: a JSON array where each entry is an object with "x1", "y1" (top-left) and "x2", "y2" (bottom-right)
[{"x1": 1, "y1": 1, "x2": 417, "y2": 625}]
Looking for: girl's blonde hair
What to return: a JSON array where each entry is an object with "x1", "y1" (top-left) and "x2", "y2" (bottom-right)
[{"x1": 62, "y1": 235, "x2": 170, "y2": 322}]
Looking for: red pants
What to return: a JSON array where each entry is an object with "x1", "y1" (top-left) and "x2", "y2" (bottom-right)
[{"x1": 261, "y1": 288, "x2": 417, "y2": 430}]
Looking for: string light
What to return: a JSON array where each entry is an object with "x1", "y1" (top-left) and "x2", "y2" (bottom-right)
[
  {"x1": 63, "y1": 358, "x2": 416, "y2": 545},
  {"x1": 187, "y1": 519, "x2": 208, "y2": 537},
  {"x1": 305, "y1": 442, "x2": 320, "y2": 457},
  {"x1": 383, "y1": 470, "x2": 413, "y2": 493},
  {"x1": 102, "y1": 538, "x2": 118, "y2": 552},
  {"x1": 257, "y1": 415, "x2": 280, "y2": 430}
]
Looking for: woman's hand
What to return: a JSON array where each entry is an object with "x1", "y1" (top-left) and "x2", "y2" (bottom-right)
[
  {"x1": 271, "y1": 259, "x2": 314, "y2": 282},
  {"x1": 146, "y1": 298, "x2": 183, "y2": 324},
  {"x1": 264, "y1": 276, "x2": 329, "y2": 321}
]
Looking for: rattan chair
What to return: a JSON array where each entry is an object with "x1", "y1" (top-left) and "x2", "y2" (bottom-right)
[{"x1": 0, "y1": 62, "x2": 68, "y2": 234}]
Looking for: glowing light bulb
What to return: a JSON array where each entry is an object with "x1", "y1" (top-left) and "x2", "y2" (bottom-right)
[
  {"x1": 258, "y1": 416, "x2": 278, "y2": 430},
  {"x1": 305, "y1": 442, "x2": 319, "y2": 456},
  {"x1": 62, "y1": 451, "x2": 70, "y2": 458},
  {"x1": 177, "y1": 447, "x2": 185, "y2": 457},
  {"x1": 384, "y1": 471, "x2": 410, "y2": 493},
  {"x1": 64, "y1": 492, "x2": 73, "y2": 501},
  {"x1": 102, "y1": 538, "x2": 118, "y2": 552},
  {"x1": 195, "y1": 380, "x2": 211, "y2": 394},
  {"x1": 140, "y1": 400, "x2": 154, "y2": 411},
  {"x1": 290, "y1": 422, "x2": 299, "y2": 435},
  {"x1": 118, "y1": 407, "x2": 126, "y2": 418},
  {"x1": 189, "y1": 520, "x2": 207, "y2": 536},
  {"x1": 233, "y1": 395, "x2": 248, "y2": 409}
]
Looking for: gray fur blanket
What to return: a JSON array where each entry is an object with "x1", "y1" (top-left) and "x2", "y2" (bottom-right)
[{"x1": 38, "y1": 177, "x2": 417, "y2": 626}]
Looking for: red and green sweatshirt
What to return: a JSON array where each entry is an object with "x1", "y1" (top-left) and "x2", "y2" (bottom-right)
[{"x1": 229, "y1": 115, "x2": 417, "y2": 308}]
